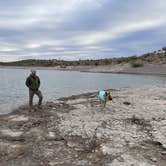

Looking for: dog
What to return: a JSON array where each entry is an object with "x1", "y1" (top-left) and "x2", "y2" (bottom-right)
[{"x1": 98, "y1": 90, "x2": 112, "y2": 110}]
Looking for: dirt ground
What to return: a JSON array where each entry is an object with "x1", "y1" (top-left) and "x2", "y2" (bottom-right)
[{"x1": 0, "y1": 85, "x2": 166, "y2": 166}]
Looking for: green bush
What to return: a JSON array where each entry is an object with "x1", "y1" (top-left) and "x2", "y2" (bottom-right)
[
  {"x1": 130, "y1": 59, "x2": 144, "y2": 68},
  {"x1": 94, "y1": 62, "x2": 99, "y2": 66}
]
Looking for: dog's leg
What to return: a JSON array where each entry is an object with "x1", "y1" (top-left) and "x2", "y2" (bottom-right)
[
  {"x1": 100, "y1": 101, "x2": 104, "y2": 111},
  {"x1": 100, "y1": 101, "x2": 106, "y2": 112}
]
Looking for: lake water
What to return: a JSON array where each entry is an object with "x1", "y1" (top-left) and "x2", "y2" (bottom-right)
[{"x1": 0, "y1": 67, "x2": 166, "y2": 114}]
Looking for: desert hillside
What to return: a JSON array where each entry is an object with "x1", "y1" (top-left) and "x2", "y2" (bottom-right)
[{"x1": 0, "y1": 46, "x2": 166, "y2": 68}]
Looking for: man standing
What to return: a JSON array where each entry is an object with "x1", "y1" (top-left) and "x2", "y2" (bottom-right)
[{"x1": 26, "y1": 69, "x2": 43, "y2": 110}]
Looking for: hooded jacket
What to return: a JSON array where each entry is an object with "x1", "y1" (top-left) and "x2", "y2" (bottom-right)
[{"x1": 26, "y1": 74, "x2": 40, "y2": 91}]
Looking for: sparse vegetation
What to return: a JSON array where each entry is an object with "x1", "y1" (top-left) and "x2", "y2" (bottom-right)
[
  {"x1": 162, "y1": 47, "x2": 166, "y2": 52},
  {"x1": 130, "y1": 59, "x2": 144, "y2": 68}
]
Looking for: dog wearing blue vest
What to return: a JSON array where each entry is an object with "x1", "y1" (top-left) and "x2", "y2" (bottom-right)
[{"x1": 98, "y1": 90, "x2": 112, "y2": 110}]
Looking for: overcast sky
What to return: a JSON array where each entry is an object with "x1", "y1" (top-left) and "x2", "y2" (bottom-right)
[{"x1": 0, "y1": 0, "x2": 166, "y2": 62}]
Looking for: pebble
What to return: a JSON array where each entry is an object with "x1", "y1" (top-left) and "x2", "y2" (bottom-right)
[
  {"x1": 161, "y1": 151, "x2": 166, "y2": 155},
  {"x1": 150, "y1": 157, "x2": 157, "y2": 162}
]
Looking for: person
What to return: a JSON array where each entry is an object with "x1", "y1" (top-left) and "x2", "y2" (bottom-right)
[
  {"x1": 26, "y1": 69, "x2": 43, "y2": 110},
  {"x1": 98, "y1": 90, "x2": 112, "y2": 110}
]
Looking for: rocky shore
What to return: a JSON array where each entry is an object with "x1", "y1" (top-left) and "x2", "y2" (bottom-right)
[
  {"x1": 78, "y1": 63, "x2": 166, "y2": 76},
  {"x1": 0, "y1": 85, "x2": 166, "y2": 166}
]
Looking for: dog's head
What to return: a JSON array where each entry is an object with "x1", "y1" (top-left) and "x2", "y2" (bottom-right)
[{"x1": 105, "y1": 91, "x2": 112, "y2": 101}]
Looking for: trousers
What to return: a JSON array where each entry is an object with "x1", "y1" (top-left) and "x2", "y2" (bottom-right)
[{"x1": 29, "y1": 89, "x2": 43, "y2": 107}]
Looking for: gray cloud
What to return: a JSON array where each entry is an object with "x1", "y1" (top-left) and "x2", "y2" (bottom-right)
[{"x1": 0, "y1": 0, "x2": 166, "y2": 61}]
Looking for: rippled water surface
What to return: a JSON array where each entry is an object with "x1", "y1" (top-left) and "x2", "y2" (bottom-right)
[{"x1": 0, "y1": 67, "x2": 166, "y2": 114}]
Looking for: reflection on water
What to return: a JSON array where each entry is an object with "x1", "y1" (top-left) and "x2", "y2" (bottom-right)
[{"x1": 0, "y1": 68, "x2": 166, "y2": 114}]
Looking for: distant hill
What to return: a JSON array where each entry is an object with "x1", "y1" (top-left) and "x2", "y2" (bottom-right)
[{"x1": 0, "y1": 46, "x2": 166, "y2": 68}]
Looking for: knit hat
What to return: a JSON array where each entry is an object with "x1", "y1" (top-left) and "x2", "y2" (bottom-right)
[{"x1": 31, "y1": 69, "x2": 36, "y2": 73}]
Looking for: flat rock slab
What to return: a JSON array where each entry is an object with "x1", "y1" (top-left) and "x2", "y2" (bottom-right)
[
  {"x1": 0, "y1": 129, "x2": 23, "y2": 138},
  {"x1": 66, "y1": 98, "x2": 88, "y2": 105},
  {"x1": 109, "y1": 154, "x2": 155, "y2": 166},
  {"x1": 8, "y1": 115, "x2": 29, "y2": 122},
  {"x1": 0, "y1": 142, "x2": 26, "y2": 159}
]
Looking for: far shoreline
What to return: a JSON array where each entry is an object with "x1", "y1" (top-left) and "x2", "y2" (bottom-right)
[{"x1": 1, "y1": 64, "x2": 166, "y2": 77}]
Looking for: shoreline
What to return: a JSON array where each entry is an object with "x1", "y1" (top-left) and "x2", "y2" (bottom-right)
[
  {"x1": 80, "y1": 70, "x2": 166, "y2": 77},
  {"x1": 0, "y1": 84, "x2": 166, "y2": 165},
  {"x1": 1, "y1": 64, "x2": 166, "y2": 77},
  {"x1": 0, "y1": 88, "x2": 114, "y2": 117}
]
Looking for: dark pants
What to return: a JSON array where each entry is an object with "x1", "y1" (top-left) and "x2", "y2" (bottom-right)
[{"x1": 29, "y1": 89, "x2": 43, "y2": 107}]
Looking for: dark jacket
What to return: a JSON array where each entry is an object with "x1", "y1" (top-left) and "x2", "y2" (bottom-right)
[{"x1": 26, "y1": 74, "x2": 40, "y2": 91}]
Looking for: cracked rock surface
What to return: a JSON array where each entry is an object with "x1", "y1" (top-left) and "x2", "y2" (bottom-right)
[{"x1": 0, "y1": 85, "x2": 166, "y2": 166}]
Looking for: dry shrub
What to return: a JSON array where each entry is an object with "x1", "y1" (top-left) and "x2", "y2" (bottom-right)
[{"x1": 130, "y1": 59, "x2": 144, "y2": 68}]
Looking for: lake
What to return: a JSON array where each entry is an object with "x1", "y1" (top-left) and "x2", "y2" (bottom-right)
[{"x1": 0, "y1": 67, "x2": 166, "y2": 114}]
